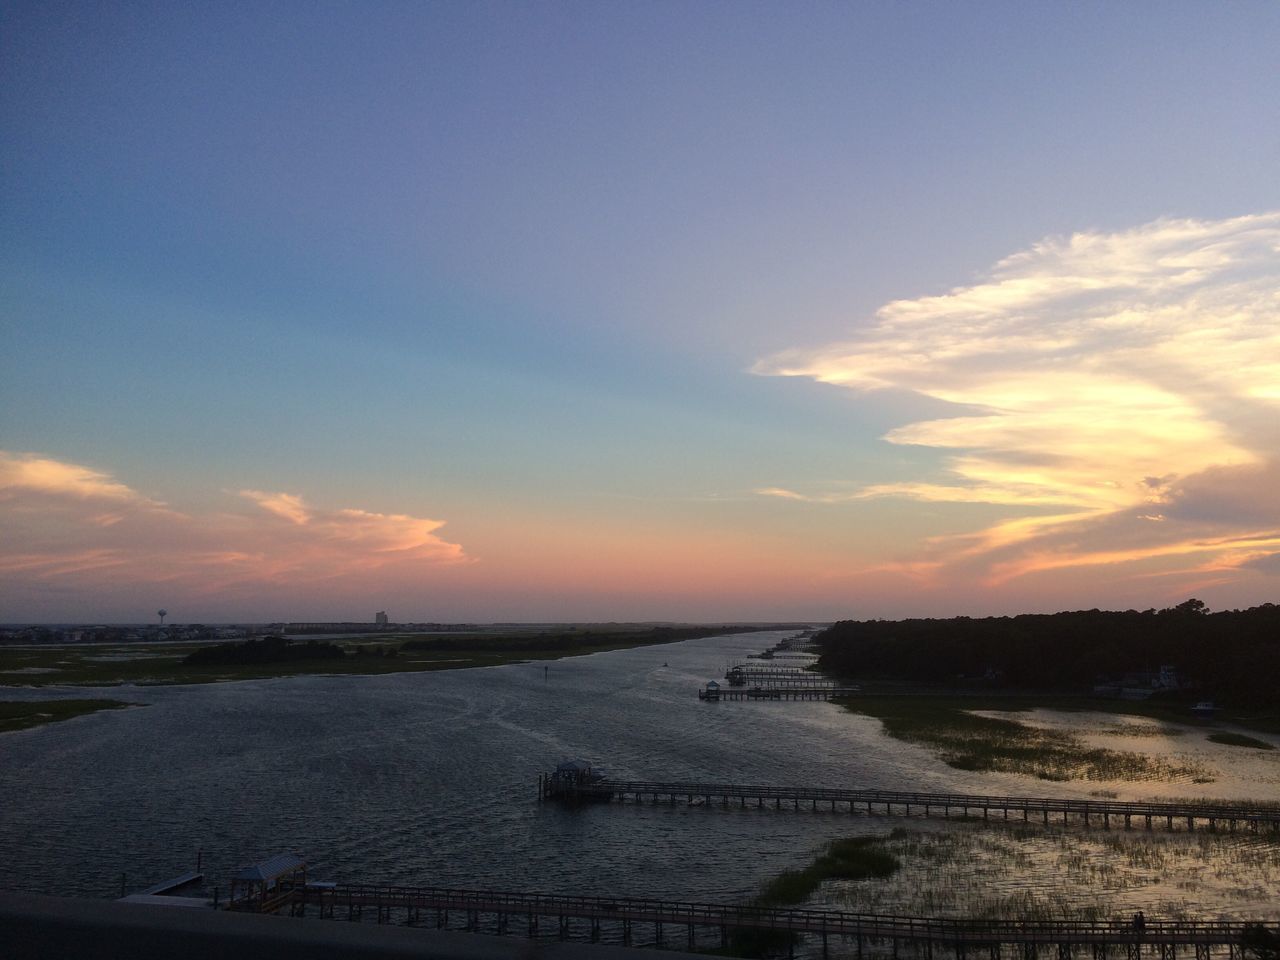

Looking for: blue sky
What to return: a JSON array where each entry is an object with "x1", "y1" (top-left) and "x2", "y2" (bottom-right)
[{"x1": 3, "y1": 2, "x2": 1279, "y2": 622}]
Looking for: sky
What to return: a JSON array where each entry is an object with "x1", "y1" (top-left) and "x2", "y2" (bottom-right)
[{"x1": 2, "y1": 1, "x2": 1279, "y2": 624}]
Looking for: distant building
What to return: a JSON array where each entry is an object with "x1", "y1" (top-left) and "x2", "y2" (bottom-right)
[{"x1": 375, "y1": 611, "x2": 388, "y2": 627}]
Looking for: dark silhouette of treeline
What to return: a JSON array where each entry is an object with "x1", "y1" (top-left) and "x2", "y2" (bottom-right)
[
  {"x1": 401, "y1": 624, "x2": 786, "y2": 653},
  {"x1": 816, "y1": 600, "x2": 1279, "y2": 708},
  {"x1": 183, "y1": 635, "x2": 346, "y2": 666}
]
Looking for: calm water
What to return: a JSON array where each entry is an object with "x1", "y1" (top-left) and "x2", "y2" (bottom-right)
[{"x1": 2, "y1": 630, "x2": 1277, "y2": 915}]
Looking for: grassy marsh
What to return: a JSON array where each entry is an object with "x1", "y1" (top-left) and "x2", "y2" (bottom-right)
[
  {"x1": 817, "y1": 825, "x2": 1280, "y2": 922},
  {"x1": 0, "y1": 699, "x2": 135, "y2": 733},
  {"x1": 731, "y1": 837, "x2": 900, "y2": 956},
  {"x1": 756, "y1": 837, "x2": 900, "y2": 906},
  {"x1": 1208, "y1": 732, "x2": 1275, "y2": 751},
  {"x1": 0, "y1": 627, "x2": 722, "y2": 688},
  {"x1": 840, "y1": 697, "x2": 1210, "y2": 783}
]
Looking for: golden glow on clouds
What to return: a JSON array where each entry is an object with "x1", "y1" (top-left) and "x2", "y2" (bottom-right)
[
  {"x1": 0, "y1": 452, "x2": 468, "y2": 606},
  {"x1": 240, "y1": 490, "x2": 312, "y2": 525},
  {"x1": 0, "y1": 451, "x2": 159, "y2": 505},
  {"x1": 757, "y1": 212, "x2": 1280, "y2": 595}
]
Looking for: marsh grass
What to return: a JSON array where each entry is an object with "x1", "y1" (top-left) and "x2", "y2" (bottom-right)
[
  {"x1": 817, "y1": 824, "x2": 1280, "y2": 925},
  {"x1": 0, "y1": 698, "x2": 134, "y2": 733},
  {"x1": 729, "y1": 837, "x2": 900, "y2": 956},
  {"x1": 844, "y1": 698, "x2": 1210, "y2": 783},
  {"x1": 0, "y1": 630, "x2": 695, "y2": 688},
  {"x1": 1208, "y1": 732, "x2": 1275, "y2": 751}
]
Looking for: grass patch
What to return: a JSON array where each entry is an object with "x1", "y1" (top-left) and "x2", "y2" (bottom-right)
[
  {"x1": 1207, "y1": 732, "x2": 1275, "y2": 750},
  {"x1": 728, "y1": 837, "x2": 899, "y2": 956},
  {"x1": 757, "y1": 837, "x2": 900, "y2": 905},
  {"x1": 0, "y1": 699, "x2": 134, "y2": 733},
  {"x1": 840, "y1": 696, "x2": 1209, "y2": 783}
]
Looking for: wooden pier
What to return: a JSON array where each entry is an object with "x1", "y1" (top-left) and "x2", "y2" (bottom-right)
[
  {"x1": 274, "y1": 880, "x2": 1277, "y2": 958},
  {"x1": 726, "y1": 667, "x2": 830, "y2": 684},
  {"x1": 700, "y1": 684, "x2": 858, "y2": 701},
  {"x1": 540, "y1": 777, "x2": 1280, "y2": 832}
]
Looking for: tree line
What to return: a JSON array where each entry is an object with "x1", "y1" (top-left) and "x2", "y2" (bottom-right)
[{"x1": 816, "y1": 600, "x2": 1279, "y2": 708}]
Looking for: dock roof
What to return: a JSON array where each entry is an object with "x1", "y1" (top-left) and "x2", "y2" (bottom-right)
[{"x1": 234, "y1": 853, "x2": 305, "y2": 883}]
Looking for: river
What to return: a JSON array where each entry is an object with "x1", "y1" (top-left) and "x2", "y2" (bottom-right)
[{"x1": 2, "y1": 630, "x2": 1277, "y2": 925}]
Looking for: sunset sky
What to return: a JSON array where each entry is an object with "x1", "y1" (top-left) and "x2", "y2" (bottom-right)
[{"x1": 3, "y1": 2, "x2": 1279, "y2": 623}]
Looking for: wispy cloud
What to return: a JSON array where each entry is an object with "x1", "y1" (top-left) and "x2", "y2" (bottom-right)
[
  {"x1": 0, "y1": 451, "x2": 163, "y2": 506},
  {"x1": 755, "y1": 212, "x2": 1280, "y2": 595},
  {"x1": 0, "y1": 452, "x2": 469, "y2": 613}
]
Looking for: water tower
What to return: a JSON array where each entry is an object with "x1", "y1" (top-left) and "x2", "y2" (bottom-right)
[{"x1": 158, "y1": 609, "x2": 167, "y2": 627}]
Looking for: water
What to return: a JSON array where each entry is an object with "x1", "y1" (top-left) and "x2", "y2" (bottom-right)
[{"x1": 2, "y1": 630, "x2": 1277, "y2": 921}]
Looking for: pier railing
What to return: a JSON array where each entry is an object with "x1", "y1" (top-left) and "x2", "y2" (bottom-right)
[
  {"x1": 539, "y1": 777, "x2": 1280, "y2": 830},
  {"x1": 279, "y1": 880, "x2": 1277, "y2": 953},
  {"x1": 700, "y1": 685, "x2": 860, "y2": 701}
]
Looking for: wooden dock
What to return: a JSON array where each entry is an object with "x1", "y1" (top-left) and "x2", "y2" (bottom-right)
[
  {"x1": 539, "y1": 777, "x2": 1280, "y2": 832},
  {"x1": 700, "y1": 684, "x2": 858, "y2": 701},
  {"x1": 725, "y1": 668, "x2": 831, "y2": 684},
  {"x1": 276, "y1": 880, "x2": 1277, "y2": 957}
]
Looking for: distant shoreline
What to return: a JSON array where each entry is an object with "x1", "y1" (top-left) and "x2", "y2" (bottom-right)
[{"x1": 0, "y1": 624, "x2": 803, "y2": 690}]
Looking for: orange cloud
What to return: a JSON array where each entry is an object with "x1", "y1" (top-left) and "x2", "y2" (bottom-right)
[
  {"x1": 756, "y1": 212, "x2": 1280, "y2": 598},
  {"x1": 0, "y1": 452, "x2": 469, "y2": 614}
]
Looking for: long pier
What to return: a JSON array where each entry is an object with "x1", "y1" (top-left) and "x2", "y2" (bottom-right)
[
  {"x1": 700, "y1": 685, "x2": 858, "y2": 701},
  {"x1": 275, "y1": 881, "x2": 1275, "y2": 957},
  {"x1": 540, "y1": 778, "x2": 1280, "y2": 832},
  {"x1": 726, "y1": 670, "x2": 832, "y2": 685}
]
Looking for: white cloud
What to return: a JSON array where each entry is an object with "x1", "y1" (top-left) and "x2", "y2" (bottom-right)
[
  {"x1": 0, "y1": 451, "x2": 162, "y2": 505},
  {"x1": 756, "y1": 212, "x2": 1280, "y2": 591}
]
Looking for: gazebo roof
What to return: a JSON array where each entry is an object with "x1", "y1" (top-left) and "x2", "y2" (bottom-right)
[{"x1": 234, "y1": 853, "x2": 305, "y2": 882}]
